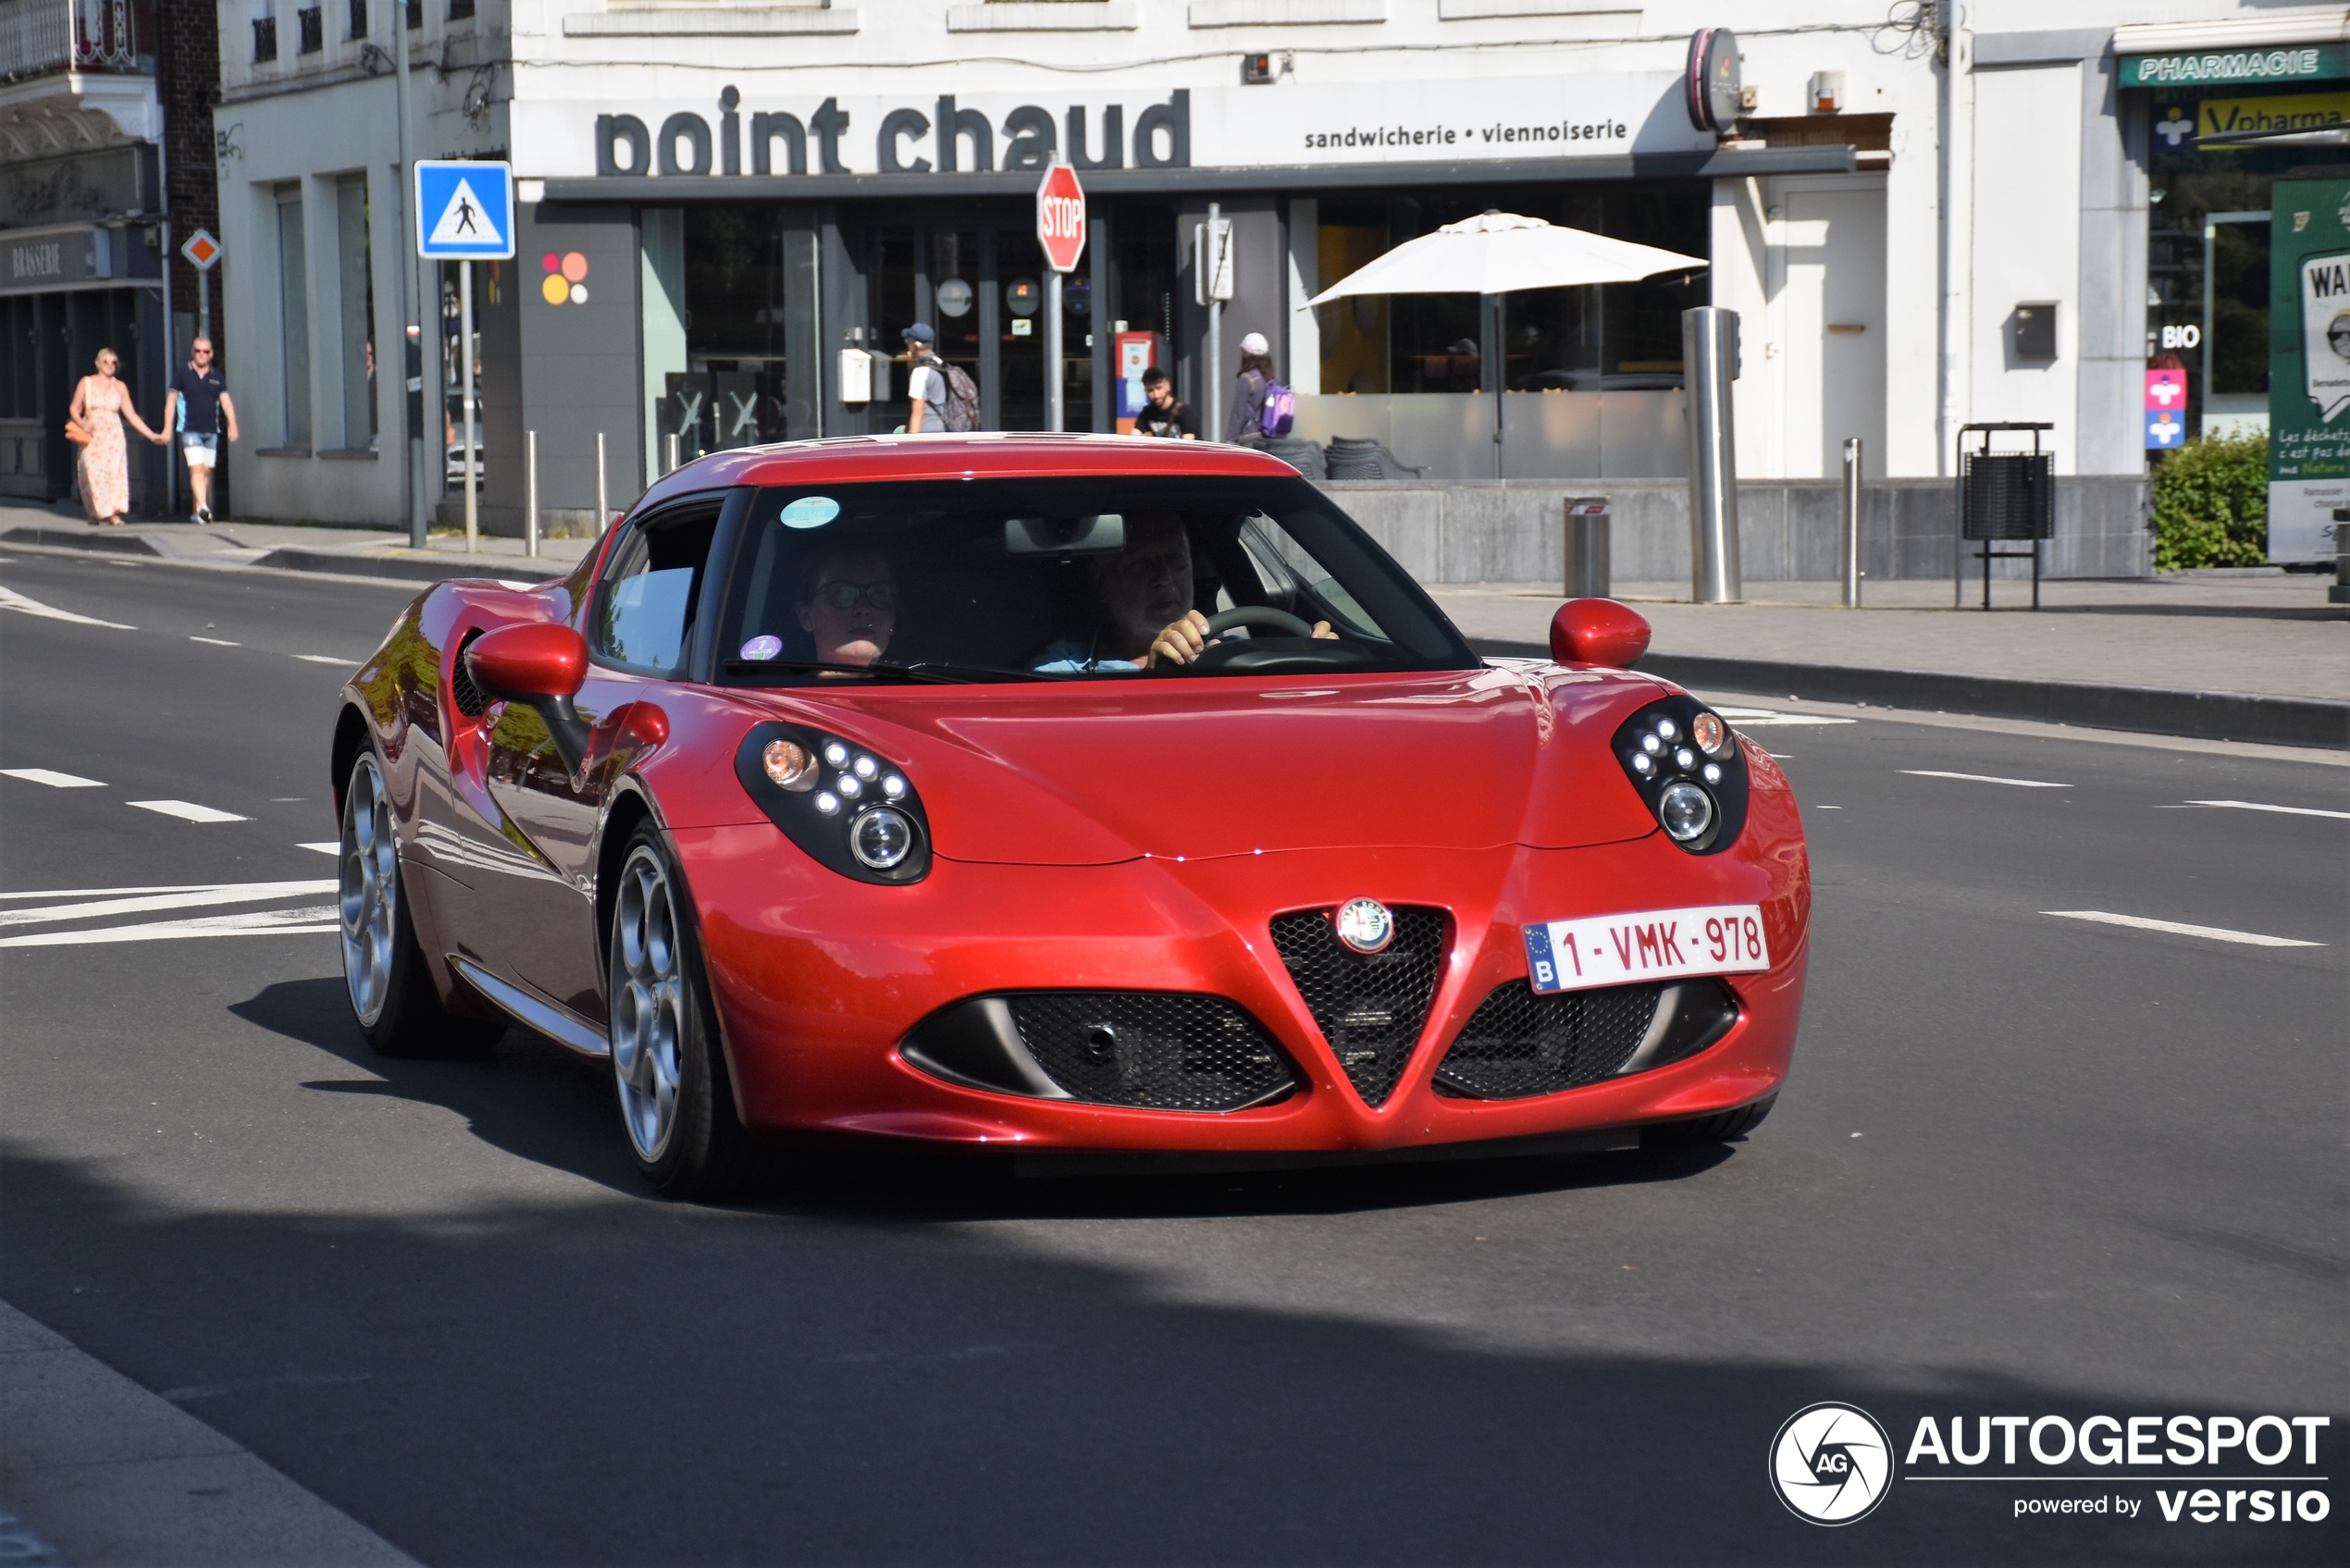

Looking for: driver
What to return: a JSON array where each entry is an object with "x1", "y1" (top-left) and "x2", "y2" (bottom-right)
[
  {"x1": 1032, "y1": 512, "x2": 1333, "y2": 672},
  {"x1": 796, "y1": 546, "x2": 897, "y2": 667}
]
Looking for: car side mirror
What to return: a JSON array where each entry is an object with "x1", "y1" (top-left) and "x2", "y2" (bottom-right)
[
  {"x1": 1550, "y1": 598, "x2": 1651, "y2": 669},
  {"x1": 465, "y1": 623, "x2": 591, "y2": 772}
]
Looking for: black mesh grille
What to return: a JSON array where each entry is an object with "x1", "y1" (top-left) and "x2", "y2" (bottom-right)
[
  {"x1": 1270, "y1": 906, "x2": 1446, "y2": 1107},
  {"x1": 1006, "y1": 993, "x2": 1299, "y2": 1113},
  {"x1": 450, "y1": 631, "x2": 489, "y2": 718},
  {"x1": 1434, "y1": 980, "x2": 1663, "y2": 1100}
]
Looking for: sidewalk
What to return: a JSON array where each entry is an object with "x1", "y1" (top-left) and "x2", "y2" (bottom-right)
[
  {"x1": 1431, "y1": 577, "x2": 2347, "y2": 749},
  {"x1": 0, "y1": 500, "x2": 592, "y2": 585}
]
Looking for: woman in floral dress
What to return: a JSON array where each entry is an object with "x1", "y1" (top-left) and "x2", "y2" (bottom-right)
[{"x1": 69, "y1": 348, "x2": 164, "y2": 525}]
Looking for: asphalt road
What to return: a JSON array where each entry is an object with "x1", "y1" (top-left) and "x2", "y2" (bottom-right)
[{"x1": 2, "y1": 547, "x2": 2344, "y2": 1566}]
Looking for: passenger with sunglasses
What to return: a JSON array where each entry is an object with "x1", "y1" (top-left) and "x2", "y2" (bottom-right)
[{"x1": 796, "y1": 547, "x2": 897, "y2": 667}]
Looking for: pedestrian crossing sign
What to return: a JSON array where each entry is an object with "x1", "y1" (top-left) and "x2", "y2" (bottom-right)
[{"x1": 414, "y1": 160, "x2": 514, "y2": 260}]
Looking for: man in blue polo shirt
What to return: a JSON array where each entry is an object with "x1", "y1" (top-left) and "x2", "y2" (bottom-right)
[{"x1": 164, "y1": 337, "x2": 239, "y2": 524}]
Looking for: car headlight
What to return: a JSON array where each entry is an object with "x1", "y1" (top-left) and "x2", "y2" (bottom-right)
[
  {"x1": 736, "y1": 722, "x2": 931, "y2": 883},
  {"x1": 1611, "y1": 697, "x2": 1749, "y2": 855}
]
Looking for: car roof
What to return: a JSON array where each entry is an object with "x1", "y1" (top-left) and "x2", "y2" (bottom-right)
[{"x1": 627, "y1": 433, "x2": 1303, "y2": 517}]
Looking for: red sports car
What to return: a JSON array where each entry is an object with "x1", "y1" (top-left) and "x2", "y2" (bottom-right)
[{"x1": 330, "y1": 436, "x2": 1808, "y2": 1195}]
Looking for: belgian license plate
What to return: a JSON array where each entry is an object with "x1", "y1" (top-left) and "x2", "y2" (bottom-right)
[{"x1": 1523, "y1": 904, "x2": 1770, "y2": 995}]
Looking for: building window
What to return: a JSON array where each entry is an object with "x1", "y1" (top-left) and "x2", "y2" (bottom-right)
[
  {"x1": 253, "y1": 14, "x2": 278, "y2": 62},
  {"x1": 297, "y1": 6, "x2": 322, "y2": 53},
  {"x1": 336, "y1": 175, "x2": 378, "y2": 451},
  {"x1": 277, "y1": 185, "x2": 313, "y2": 449},
  {"x1": 347, "y1": 0, "x2": 366, "y2": 41},
  {"x1": 447, "y1": 0, "x2": 473, "y2": 20},
  {"x1": 405, "y1": 0, "x2": 420, "y2": 28}
]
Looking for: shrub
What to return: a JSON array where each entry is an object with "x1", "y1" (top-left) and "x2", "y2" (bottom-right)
[{"x1": 2152, "y1": 432, "x2": 2268, "y2": 570}]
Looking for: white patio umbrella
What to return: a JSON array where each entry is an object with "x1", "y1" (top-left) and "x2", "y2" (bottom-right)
[{"x1": 1307, "y1": 211, "x2": 1706, "y2": 476}]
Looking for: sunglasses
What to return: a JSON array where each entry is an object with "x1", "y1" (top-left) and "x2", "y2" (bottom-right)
[{"x1": 811, "y1": 580, "x2": 896, "y2": 612}]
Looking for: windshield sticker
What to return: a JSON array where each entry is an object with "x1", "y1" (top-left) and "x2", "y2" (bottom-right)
[
  {"x1": 781, "y1": 496, "x2": 841, "y2": 529},
  {"x1": 738, "y1": 635, "x2": 783, "y2": 661}
]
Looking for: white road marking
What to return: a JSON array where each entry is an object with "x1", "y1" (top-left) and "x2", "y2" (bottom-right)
[
  {"x1": 2042, "y1": 910, "x2": 2325, "y2": 949},
  {"x1": 126, "y1": 799, "x2": 248, "y2": 824},
  {"x1": 297, "y1": 841, "x2": 341, "y2": 855},
  {"x1": 189, "y1": 636, "x2": 241, "y2": 647},
  {"x1": 0, "y1": 882, "x2": 263, "y2": 900},
  {"x1": 1, "y1": 768, "x2": 105, "y2": 789},
  {"x1": 0, "y1": 881, "x2": 336, "y2": 930},
  {"x1": 0, "y1": 584, "x2": 133, "y2": 629},
  {"x1": 2186, "y1": 798, "x2": 2350, "y2": 821},
  {"x1": 292, "y1": 654, "x2": 351, "y2": 665},
  {"x1": 1902, "y1": 770, "x2": 2069, "y2": 789},
  {"x1": 0, "y1": 905, "x2": 337, "y2": 948}
]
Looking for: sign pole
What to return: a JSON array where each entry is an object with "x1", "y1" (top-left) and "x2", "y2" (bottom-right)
[
  {"x1": 392, "y1": 6, "x2": 426, "y2": 549},
  {"x1": 1207, "y1": 202, "x2": 1222, "y2": 444},
  {"x1": 461, "y1": 259, "x2": 477, "y2": 554},
  {"x1": 1045, "y1": 273, "x2": 1063, "y2": 433},
  {"x1": 197, "y1": 268, "x2": 208, "y2": 340}
]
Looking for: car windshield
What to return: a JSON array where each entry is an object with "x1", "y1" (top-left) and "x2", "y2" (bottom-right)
[{"x1": 715, "y1": 475, "x2": 1479, "y2": 684}]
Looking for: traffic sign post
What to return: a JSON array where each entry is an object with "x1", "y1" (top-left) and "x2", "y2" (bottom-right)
[
  {"x1": 1036, "y1": 162, "x2": 1085, "y2": 433},
  {"x1": 416, "y1": 160, "x2": 513, "y2": 552},
  {"x1": 180, "y1": 228, "x2": 221, "y2": 340}
]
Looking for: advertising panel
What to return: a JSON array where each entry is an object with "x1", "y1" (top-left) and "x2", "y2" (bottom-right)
[{"x1": 2265, "y1": 178, "x2": 2350, "y2": 562}]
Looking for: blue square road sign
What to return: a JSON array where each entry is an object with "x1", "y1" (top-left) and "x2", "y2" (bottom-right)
[{"x1": 415, "y1": 160, "x2": 514, "y2": 260}]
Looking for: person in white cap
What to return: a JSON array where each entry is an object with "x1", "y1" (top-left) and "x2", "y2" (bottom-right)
[{"x1": 1227, "y1": 331, "x2": 1276, "y2": 444}]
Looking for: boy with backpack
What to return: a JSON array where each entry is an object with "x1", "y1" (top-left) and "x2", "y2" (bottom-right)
[{"x1": 904, "y1": 324, "x2": 982, "y2": 432}]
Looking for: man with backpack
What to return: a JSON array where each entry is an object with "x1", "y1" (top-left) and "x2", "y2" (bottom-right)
[
  {"x1": 904, "y1": 324, "x2": 981, "y2": 432},
  {"x1": 1134, "y1": 367, "x2": 1198, "y2": 439},
  {"x1": 1226, "y1": 331, "x2": 1294, "y2": 445}
]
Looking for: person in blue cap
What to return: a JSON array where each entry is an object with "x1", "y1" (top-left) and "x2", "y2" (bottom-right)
[{"x1": 903, "y1": 323, "x2": 946, "y2": 432}]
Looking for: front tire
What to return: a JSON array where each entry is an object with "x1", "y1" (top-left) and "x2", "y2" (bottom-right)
[
  {"x1": 608, "y1": 826, "x2": 762, "y2": 1198},
  {"x1": 340, "y1": 751, "x2": 501, "y2": 1057}
]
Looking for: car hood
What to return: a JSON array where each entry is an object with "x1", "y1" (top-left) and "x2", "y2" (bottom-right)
[{"x1": 738, "y1": 665, "x2": 1669, "y2": 866}]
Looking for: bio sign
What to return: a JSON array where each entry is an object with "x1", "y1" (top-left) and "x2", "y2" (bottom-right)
[{"x1": 2265, "y1": 178, "x2": 2350, "y2": 562}]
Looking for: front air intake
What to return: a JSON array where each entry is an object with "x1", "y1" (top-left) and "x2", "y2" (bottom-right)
[
  {"x1": 900, "y1": 993, "x2": 1300, "y2": 1113},
  {"x1": 1433, "y1": 978, "x2": 1739, "y2": 1100},
  {"x1": 1269, "y1": 906, "x2": 1446, "y2": 1107}
]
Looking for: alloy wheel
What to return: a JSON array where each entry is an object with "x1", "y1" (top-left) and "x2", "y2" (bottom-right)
[
  {"x1": 339, "y1": 755, "x2": 400, "y2": 1027},
  {"x1": 612, "y1": 847, "x2": 686, "y2": 1161}
]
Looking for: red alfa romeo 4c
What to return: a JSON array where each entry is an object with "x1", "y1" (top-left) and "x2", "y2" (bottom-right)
[{"x1": 329, "y1": 436, "x2": 1809, "y2": 1194}]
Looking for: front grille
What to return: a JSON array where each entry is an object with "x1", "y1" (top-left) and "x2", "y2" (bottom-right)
[
  {"x1": 1006, "y1": 993, "x2": 1299, "y2": 1113},
  {"x1": 450, "y1": 630, "x2": 489, "y2": 717},
  {"x1": 1434, "y1": 980, "x2": 1664, "y2": 1100},
  {"x1": 1270, "y1": 906, "x2": 1446, "y2": 1107}
]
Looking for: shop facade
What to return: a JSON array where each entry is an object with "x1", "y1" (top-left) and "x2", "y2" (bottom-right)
[{"x1": 210, "y1": 3, "x2": 2347, "y2": 575}]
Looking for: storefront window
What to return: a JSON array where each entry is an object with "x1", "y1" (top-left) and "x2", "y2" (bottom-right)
[
  {"x1": 2147, "y1": 83, "x2": 2350, "y2": 439},
  {"x1": 655, "y1": 204, "x2": 820, "y2": 464}
]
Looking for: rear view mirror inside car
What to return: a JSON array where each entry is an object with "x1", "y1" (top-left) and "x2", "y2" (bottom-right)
[{"x1": 1005, "y1": 513, "x2": 1126, "y2": 556}]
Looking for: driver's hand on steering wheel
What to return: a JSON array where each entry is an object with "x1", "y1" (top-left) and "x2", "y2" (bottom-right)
[{"x1": 1145, "y1": 611, "x2": 1337, "y2": 668}]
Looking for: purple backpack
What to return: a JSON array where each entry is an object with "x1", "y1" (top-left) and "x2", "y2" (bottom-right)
[{"x1": 1257, "y1": 378, "x2": 1295, "y2": 438}]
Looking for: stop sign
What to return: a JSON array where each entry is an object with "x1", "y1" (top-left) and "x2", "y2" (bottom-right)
[{"x1": 1035, "y1": 162, "x2": 1086, "y2": 274}]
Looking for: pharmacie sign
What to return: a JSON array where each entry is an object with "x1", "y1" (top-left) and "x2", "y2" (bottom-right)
[
  {"x1": 511, "y1": 74, "x2": 1705, "y2": 181},
  {"x1": 2122, "y1": 44, "x2": 2350, "y2": 89}
]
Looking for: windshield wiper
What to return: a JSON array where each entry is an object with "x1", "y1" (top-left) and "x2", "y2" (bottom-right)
[{"x1": 722, "y1": 658, "x2": 1044, "y2": 685}]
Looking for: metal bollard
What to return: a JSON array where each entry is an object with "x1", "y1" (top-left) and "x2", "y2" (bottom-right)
[
  {"x1": 663, "y1": 432, "x2": 681, "y2": 476},
  {"x1": 1840, "y1": 438, "x2": 1863, "y2": 608},
  {"x1": 595, "y1": 432, "x2": 610, "y2": 535},
  {"x1": 525, "y1": 430, "x2": 540, "y2": 559},
  {"x1": 1681, "y1": 306, "x2": 1742, "y2": 603},
  {"x1": 1563, "y1": 497, "x2": 1611, "y2": 599}
]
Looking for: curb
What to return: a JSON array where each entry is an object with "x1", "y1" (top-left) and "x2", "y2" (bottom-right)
[
  {"x1": 245, "y1": 546, "x2": 566, "y2": 585},
  {"x1": 1469, "y1": 640, "x2": 2350, "y2": 751},
  {"x1": 1, "y1": 526, "x2": 163, "y2": 558}
]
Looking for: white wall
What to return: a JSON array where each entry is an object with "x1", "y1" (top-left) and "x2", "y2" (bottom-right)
[{"x1": 1971, "y1": 64, "x2": 2085, "y2": 474}]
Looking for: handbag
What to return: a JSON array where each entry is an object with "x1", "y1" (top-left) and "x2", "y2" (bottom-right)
[{"x1": 63, "y1": 417, "x2": 92, "y2": 448}]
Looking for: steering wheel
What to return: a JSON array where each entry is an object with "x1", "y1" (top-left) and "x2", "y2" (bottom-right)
[{"x1": 1205, "y1": 605, "x2": 1317, "y2": 639}]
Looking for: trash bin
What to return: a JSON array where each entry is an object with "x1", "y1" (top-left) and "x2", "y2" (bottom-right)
[
  {"x1": 1955, "y1": 422, "x2": 2054, "y2": 610},
  {"x1": 1563, "y1": 498, "x2": 1610, "y2": 599}
]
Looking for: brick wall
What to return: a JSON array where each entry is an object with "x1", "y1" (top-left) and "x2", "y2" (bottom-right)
[{"x1": 155, "y1": 0, "x2": 221, "y2": 325}]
